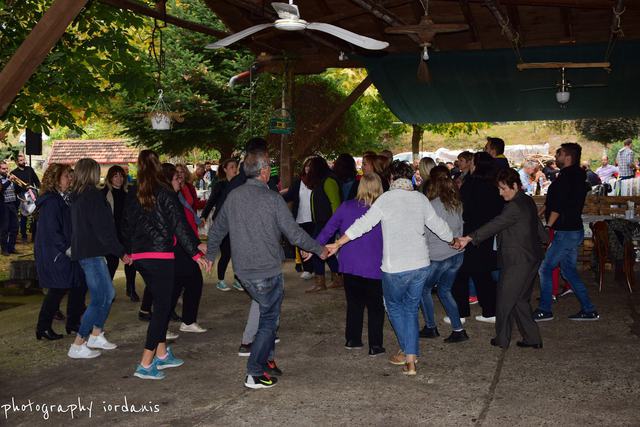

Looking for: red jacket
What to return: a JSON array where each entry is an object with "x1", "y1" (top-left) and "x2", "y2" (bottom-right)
[{"x1": 180, "y1": 183, "x2": 206, "y2": 236}]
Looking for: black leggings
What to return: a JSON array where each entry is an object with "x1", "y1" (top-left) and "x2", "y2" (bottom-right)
[
  {"x1": 135, "y1": 259, "x2": 175, "y2": 351},
  {"x1": 218, "y1": 235, "x2": 232, "y2": 281},
  {"x1": 343, "y1": 274, "x2": 385, "y2": 347},
  {"x1": 170, "y1": 248, "x2": 203, "y2": 325}
]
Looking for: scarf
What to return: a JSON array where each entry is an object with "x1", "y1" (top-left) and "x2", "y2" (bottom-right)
[
  {"x1": 178, "y1": 192, "x2": 201, "y2": 226},
  {"x1": 390, "y1": 178, "x2": 414, "y2": 191}
]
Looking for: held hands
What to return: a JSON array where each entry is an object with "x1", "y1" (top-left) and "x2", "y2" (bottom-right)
[
  {"x1": 121, "y1": 254, "x2": 133, "y2": 265},
  {"x1": 197, "y1": 257, "x2": 212, "y2": 272},
  {"x1": 325, "y1": 242, "x2": 340, "y2": 258},
  {"x1": 451, "y1": 236, "x2": 472, "y2": 250},
  {"x1": 301, "y1": 246, "x2": 330, "y2": 261},
  {"x1": 197, "y1": 243, "x2": 208, "y2": 255}
]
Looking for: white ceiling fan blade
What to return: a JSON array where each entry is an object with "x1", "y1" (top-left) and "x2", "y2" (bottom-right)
[
  {"x1": 205, "y1": 23, "x2": 275, "y2": 49},
  {"x1": 306, "y1": 22, "x2": 389, "y2": 50},
  {"x1": 272, "y1": 2, "x2": 300, "y2": 20}
]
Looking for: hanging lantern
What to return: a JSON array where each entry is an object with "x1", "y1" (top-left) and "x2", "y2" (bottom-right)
[
  {"x1": 269, "y1": 109, "x2": 294, "y2": 134},
  {"x1": 149, "y1": 89, "x2": 171, "y2": 130}
]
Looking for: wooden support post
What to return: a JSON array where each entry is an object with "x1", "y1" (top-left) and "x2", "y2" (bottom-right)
[
  {"x1": 0, "y1": 0, "x2": 89, "y2": 117},
  {"x1": 304, "y1": 76, "x2": 372, "y2": 151},
  {"x1": 280, "y1": 65, "x2": 294, "y2": 190}
]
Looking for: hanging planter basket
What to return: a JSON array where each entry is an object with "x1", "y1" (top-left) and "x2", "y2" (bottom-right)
[{"x1": 149, "y1": 89, "x2": 172, "y2": 131}]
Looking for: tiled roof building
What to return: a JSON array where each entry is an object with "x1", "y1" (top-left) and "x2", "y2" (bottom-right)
[{"x1": 47, "y1": 139, "x2": 138, "y2": 165}]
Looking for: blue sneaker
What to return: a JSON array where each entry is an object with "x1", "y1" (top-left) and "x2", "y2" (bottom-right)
[
  {"x1": 134, "y1": 361, "x2": 165, "y2": 380},
  {"x1": 216, "y1": 280, "x2": 231, "y2": 292},
  {"x1": 154, "y1": 346, "x2": 184, "y2": 370},
  {"x1": 233, "y1": 280, "x2": 244, "y2": 291},
  {"x1": 532, "y1": 309, "x2": 554, "y2": 322}
]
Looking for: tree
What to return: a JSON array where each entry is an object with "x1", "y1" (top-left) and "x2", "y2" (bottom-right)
[
  {"x1": 0, "y1": 1, "x2": 149, "y2": 137},
  {"x1": 575, "y1": 118, "x2": 640, "y2": 145},
  {"x1": 421, "y1": 122, "x2": 490, "y2": 138}
]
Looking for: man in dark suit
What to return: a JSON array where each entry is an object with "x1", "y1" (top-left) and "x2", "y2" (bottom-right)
[
  {"x1": 455, "y1": 168, "x2": 548, "y2": 348},
  {"x1": 485, "y1": 137, "x2": 510, "y2": 175}
]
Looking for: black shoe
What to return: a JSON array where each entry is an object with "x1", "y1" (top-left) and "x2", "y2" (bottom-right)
[
  {"x1": 532, "y1": 309, "x2": 554, "y2": 322},
  {"x1": 65, "y1": 325, "x2": 79, "y2": 335},
  {"x1": 368, "y1": 346, "x2": 386, "y2": 357},
  {"x1": 419, "y1": 326, "x2": 440, "y2": 339},
  {"x1": 1, "y1": 251, "x2": 9, "y2": 256},
  {"x1": 344, "y1": 340, "x2": 364, "y2": 350},
  {"x1": 444, "y1": 330, "x2": 469, "y2": 343},
  {"x1": 53, "y1": 310, "x2": 66, "y2": 321},
  {"x1": 21, "y1": 236, "x2": 28, "y2": 243},
  {"x1": 238, "y1": 343, "x2": 252, "y2": 356},
  {"x1": 36, "y1": 329, "x2": 63, "y2": 340},
  {"x1": 244, "y1": 374, "x2": 277, "y2": 389},
  {"x1": 490, "y1": 338, "x2": 507, "y2": 348},
  {"x1": 170, "y1": 311, "x2": 182, "y2": 322},
  {"x1": 516, "y1": 341, "x2": 543, "y2": 349},
  {"x1": 569, "y1": 310, "x2": 599, "y2": 321},
  {"x1": 138, "y1": 311, "x2": 152, "y2": 321},
  {"x1": 266, "y1": 360, "x2": 283, "y2": 376},
  {"x1": 129, "y1": 291, "x2": 140, "y2": 303},
  {"x1": 9, "y1": 250, "x2": 20, "y2": 255}
]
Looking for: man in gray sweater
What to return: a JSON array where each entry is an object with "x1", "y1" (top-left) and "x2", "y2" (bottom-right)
[{"x1": 206, "y1": 149, "x2": 327, "y2": 389}]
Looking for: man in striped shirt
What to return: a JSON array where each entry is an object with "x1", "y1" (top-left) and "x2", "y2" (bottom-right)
[{"x1": 615, "y1": 138, "x2": 635, "y2": 179}]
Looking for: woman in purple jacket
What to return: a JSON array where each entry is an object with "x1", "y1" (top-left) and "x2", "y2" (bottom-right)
[{"x1": 314, "y1": 173, "x2": 385, "y2": 356}]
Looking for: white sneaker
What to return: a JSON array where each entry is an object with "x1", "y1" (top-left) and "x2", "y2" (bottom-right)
[
  {"x1": 166, "y1": 331, "x2": 179, "y2": 340},
  {"x1": 300, "y1": 272, "x2": 313, "y2": 280},
  {"x1": 443, "y1": 316, "x2": 466, "y2": 325},
  {"x1": 179, "y1": 322, "x2": 207, "y2": 333},
  {"x1": 475, "y1": 315, "x2": 496, "y2": 324},
  {"x1": 87, "y1": 332, "x2": 117, "y2": 350},
  {"x1": 68, "y1": 343, "x2": 101, "y2": 359}
]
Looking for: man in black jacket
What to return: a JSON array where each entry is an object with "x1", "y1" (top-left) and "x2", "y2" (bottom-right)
[
  {"x1": 534, "y1": 143, "x2": 599, "y2": 322},
  {"x1": 11, "y1": 154, "x2": 40, "y2": 242}
]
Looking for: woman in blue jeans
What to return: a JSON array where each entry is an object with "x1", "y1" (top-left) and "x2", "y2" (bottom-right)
[
  {"x1": 68, "y1": 158, "x2": 131, "y2": 359},
  {"x1": 419, "y1": 166, "x2": 467, "y2": 343},
  {"x1": 328, "y1": 161, "x2": 453, "y2": 376}
]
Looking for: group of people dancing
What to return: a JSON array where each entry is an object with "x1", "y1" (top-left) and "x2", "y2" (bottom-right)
[{"x1": 31, "y1": 135, "x2": 599, "y2": 388}]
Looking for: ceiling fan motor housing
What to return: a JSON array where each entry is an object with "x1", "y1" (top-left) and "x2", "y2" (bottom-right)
[{"x1": 275, "y1": 19, "x2": 307, "y2": 31}]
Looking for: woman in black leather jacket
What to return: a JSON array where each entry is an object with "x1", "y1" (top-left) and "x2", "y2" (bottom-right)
[{"x1": 123, "y1": 150, "x2": 209, "y2": 380}]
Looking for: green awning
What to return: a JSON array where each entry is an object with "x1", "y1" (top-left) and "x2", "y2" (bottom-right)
[{"x1": 361, "y1": 42, "x2": 640, "y2": 124}]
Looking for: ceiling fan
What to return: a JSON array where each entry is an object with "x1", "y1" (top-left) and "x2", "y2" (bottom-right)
[
  {"x1": 205, "y1": 1, "x2": 389, "y2": 51},
  {"x1": 384, "y1": 0, "x2": 468, "y2": 83},
  {"x1": 521, "y1": 67, "x2": 608, "y2": 107}
]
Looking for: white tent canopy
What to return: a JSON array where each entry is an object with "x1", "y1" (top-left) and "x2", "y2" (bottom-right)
[{"x1": 394, "y1": 143, "x2": 550, "y2": 166}]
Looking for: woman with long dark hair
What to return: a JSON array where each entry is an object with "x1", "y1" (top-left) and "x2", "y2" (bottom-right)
[
  {"x1": 68, "y1": 158, "x2": 127, "y2": 359},
  {"x1": 303, "y1": 156, "x2": 342, "y2": 292},
  {"x1": 123, "y1": 150, "x2": 208, "y2": 380},
  {"x1": 362, "y1": 154, "x2": 390, "y2": 191},
  {"x1": 332, "y1": 153, "x2": 359, "y2": 201},
  {"x1": 282, "y1": 156, "x2": 316, "y2": 280},
  {"x1": 34, "y1": 163, "x2": 86, "y2": 340},
  {"x1": 201, "y1": 158, "x2": 242, "y2": 291},
  {"x1": 102, "y1": 165, "x2": 139, "y2": 302},
  {"x1": 419, "y1": 166, "x2": 468, "y2": 343},
  {"x1": 452, "y1": 152, "x2": 504, "y2": 324}
]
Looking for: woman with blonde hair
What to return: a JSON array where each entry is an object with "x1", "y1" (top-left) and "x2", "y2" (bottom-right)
[
  {"x1": 68, "y1": 158, "x2": 129, "y2": 359},
  {"x1": 417, "y1": 157, "x2": 437, "y2": 193},
  {"x1": 34, "y1": 163, "x2": 86, "y2": 340},
  {"x1": 419, "y1": 165, "x2": 468, "y2": 343},
  {"x1": 314, "y1": 173, "x2": 386, "y2": 355}
]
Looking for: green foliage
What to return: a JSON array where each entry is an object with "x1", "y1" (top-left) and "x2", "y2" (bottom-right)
[
  {"x1": 575, "y1": 118, "x2": 640, "y2": 145},
  {"x1": 607, "y1": 138, "x2": 640, "y2": 163},
  {"x1": 0, "y1": 1, "x2": 149, "y2": 136},
  {"x1": 421, "y1": 122, "x2": 491, "y2": 138}
]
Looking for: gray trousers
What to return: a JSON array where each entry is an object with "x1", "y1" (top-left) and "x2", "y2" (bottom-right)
[{"x1": 494, "y1": 261, "x2": 542, "y2": 347}]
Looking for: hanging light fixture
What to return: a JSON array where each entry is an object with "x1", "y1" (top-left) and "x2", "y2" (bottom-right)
[{"x1": 148, "y1": 7, "x2": 171, "y2": 130}]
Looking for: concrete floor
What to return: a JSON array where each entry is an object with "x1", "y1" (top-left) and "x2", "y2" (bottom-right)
[{"x1": 0, "y1": 261, "x2": 639, "y2": 426}]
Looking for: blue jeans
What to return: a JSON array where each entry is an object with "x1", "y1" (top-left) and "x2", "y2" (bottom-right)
[
  {"x1": 420, "y1": 253, "x2": 464, "y2": 331},
  {"x1": 382, "y1": 265, "x2": 431, "y2": 356},
  {"x1": 78, "y1": 257, "x2": 115, "y2": 338},
  {"x1": 1, "y1": 202, "x2": 18, "y2": 253},
  {"x1": 538, "y1": 230, "x2": 595, "y2": 314},
  {"x1": 240, "y1": 273, "x2": 284, "y2": 376}
]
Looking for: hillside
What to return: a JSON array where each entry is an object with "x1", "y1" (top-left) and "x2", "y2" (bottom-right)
[{"x1": 388, "y1": 121, "x2": 609, "y2": 164}]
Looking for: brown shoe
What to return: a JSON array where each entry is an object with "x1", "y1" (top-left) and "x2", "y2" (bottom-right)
[
  {"x1": 305, "y1": 275, "x2": 327, "y2": 293},
  {"x1": 327, "y1": 273, "x2": 343, "y2": 289},
  {"x1": 388, "y1": 350, "x2": 406, "y2": 365}
]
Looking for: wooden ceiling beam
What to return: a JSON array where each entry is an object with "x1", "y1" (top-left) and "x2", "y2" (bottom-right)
[
  {"x1": 458, "y1": 0, "x2": 480, "y2": 43},
  {"x1": 516, "y1": 62, "x2": 611, "y2": 70},
  {"x1": 484, "y1": 0, "x2": 521, "y2": 47},
  {"x1": 0, "y1": 0, "x2": 89, "y2": 117},
  {"x1": 348, "y1": 0, "x2": 421, "y2": 46},
  {"x1": 436, "y1": 0, "x2": 637, "y2": 10}
]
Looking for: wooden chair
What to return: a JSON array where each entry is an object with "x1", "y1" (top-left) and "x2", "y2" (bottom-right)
[{"x1": 590, "y1": 221, "x2": 609, "y2": 292}]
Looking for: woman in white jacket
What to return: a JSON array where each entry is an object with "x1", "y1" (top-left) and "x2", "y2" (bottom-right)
[{"x1": 327, "y1": 161, "x2": 452, "y2": 376}]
